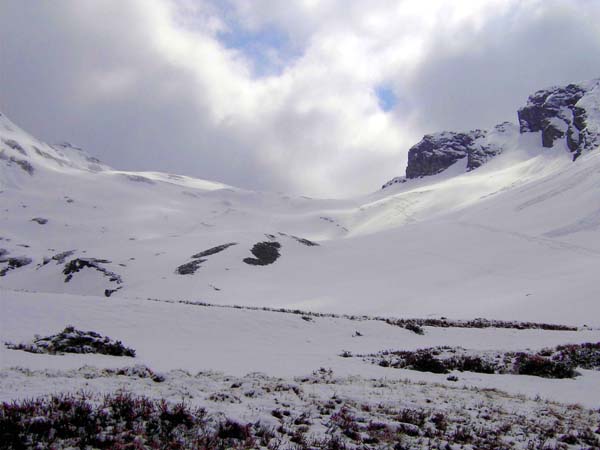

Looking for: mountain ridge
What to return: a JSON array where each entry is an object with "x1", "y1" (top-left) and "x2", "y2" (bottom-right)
[
  {"x1": 1, "y1": 78, "x2": 600, "y2": 325},
  {"x1": 382, "y1": 78, "x2": 600, "y2": 189}
]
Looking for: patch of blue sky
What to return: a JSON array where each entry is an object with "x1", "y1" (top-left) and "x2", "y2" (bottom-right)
[
  {"x1": 375, "y1": 85, "x2": 398, "y2": 112},
  {"x1": 218, "y1": 24, "x2": 300, "y2": 77}
]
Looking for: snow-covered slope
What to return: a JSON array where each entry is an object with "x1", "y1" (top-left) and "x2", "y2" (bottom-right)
[
  {"x1": 382, "y1": 78, "x2": 600, "y2": 188},
  {"x1": 1, "y1": 80, "x2": 600, "y2": 326},
  {"x1": 3, "y1": 290, "x2": 600, "y2": 408},
  {"x1": 3, "y1": 80, "x2": 600, "y2": 437}
]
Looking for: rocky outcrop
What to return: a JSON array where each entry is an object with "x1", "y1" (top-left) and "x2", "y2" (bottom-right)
[
  {"x1": 382, "y1": 78, "x2": 600, "y2": 188},
  {"x1": 381, "y1": 176, "x2": 407, "y2": 189},
  {"x1": 405, "y1": 132, "x2": 470, "y2": 179},
  {"x1": 191, "y1": 243, "x2": 237, "y2": 259},
  {"x1": 243, "y1": 241, "x2": 281, "y2": 266},
  {"x1": 518, "y1": 80, "x2": 600, "y2": 159},
  {"x1": 63, "y1": 258, "x2": 122, "y2": 284},
  {"x1": 404, "y1": 128, "x2": 503, "y2": 180},
  {"x1": 0, "y1": 255, "x2": 32, "y2": 276},
  {"x1": 176, "y1": 242, "x2": 238, "y2": 275},
  {"x1": 0, "y1": 150, "x2": 34, "y2": 175}
]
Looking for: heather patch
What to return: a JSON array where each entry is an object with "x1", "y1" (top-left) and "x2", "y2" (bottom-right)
[{"x1": 5, "y1": 326, "x2": 135, "y2": 357}]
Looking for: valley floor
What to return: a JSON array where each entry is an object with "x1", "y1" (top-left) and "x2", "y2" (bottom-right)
[{"x1": 2, "y1": 289, "x2": 600, "y2": 448}]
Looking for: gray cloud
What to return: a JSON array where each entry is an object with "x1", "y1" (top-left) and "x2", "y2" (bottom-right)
[
  {"x1": 1, "y1": 0, "x2": 599, "y2": 196},
  {"x1": 400, "y1": 0, "x2": 600, "y2": 133}
]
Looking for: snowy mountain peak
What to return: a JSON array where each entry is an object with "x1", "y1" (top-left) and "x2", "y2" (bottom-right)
[
  {"x1": 0, "y1": 111, "x2": 112, "y2": 183},
  {"x1": 383, "y1": 78, "x2": 600, "y2": 188}
]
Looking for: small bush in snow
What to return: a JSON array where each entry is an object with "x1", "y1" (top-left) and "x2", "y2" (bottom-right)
[
  {"x1": 359, "y1": 342, "x2": 600, "y2": 378},
  {"x1": 514, "y1": 353, "x2": 576, "y2": 378},
  {"x1": 404, "y1": 322, "x2": 425, "y2": 335},
  {"x1": 5, "y1": 326, "x2": 135, "y2": 357}
]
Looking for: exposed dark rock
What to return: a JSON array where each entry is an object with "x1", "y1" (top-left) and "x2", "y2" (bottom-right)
[
  {"x1": 278, "y1": 232, "x2": 319, "y2": 246},
  {"x1": 0, "y1": 248, "x2": 8, "y2": 258},
  {"x1": 31, "y1": 217, "x2": 48, "y2": 225},
  {"x1": 2, "y1": 138, "x2": 27, "y2": 155},
  {"x1": 518, "y1": 80, "x2": 600, "y2": 159},
  {"x1": 176, "y1": 259, "x2": 206, "y2": 275},
  {"x1": 243, "y1": 241, "x2": 281, "y2": 266},
  {"x1": 467, "y1": 123, "x2": 508, "y2": 170},
  {"x1": 405, "y1": 132, "x2": 470, "y2": 179},
  {"x1": 0, "y1": 256, "x2": 32, "y2": 276},
  {"x1": 191, "y1": 242, "x2": 237, "y2": 259},
  {"x1": 381, "y1": 176, "x2": 406, "y2": 189},
  {"x1": 541, "y1": 122, "x2": 566, "y2": 148},
  {"x1": 176, "y1": 242, "x2": 238, "y2": 275},
  {"x1": 12, "y1": 158, "x2": 34, "y2": 174},
  {"x1": 518, "y1": 84, "x2": 585, "y2": 133},
  {"x1": 404, "y1": 129, "x2": 503, "y2": 179},
  {"x1": 382, "y1": 79, "x2": 600, "y2": 187},
  {"x1": 33, "y1": 146, "x2": 69, "y2": 167},
  {"x1": 0, "y1": 151, "x2": 34, "y2": 175},
  {"x1": 104, "y1": 287, "x2": 122, "y2": 297},
  {"x1": 123, "y1": 174, "x2": 155, "y2": 184},
  {"x1": 63, "y1": 258, "x2": 122, "y2": 284},
  {"x1": 39, "y1": 250, "x2": 76, "y2": 268}
]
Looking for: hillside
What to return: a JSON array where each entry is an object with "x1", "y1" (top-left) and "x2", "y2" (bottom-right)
[
  {"x1": 2, "y1": 79, "x2": 600, "y2": 448},
  {"x1": 2, "y1": 81, "x2": 600, "y2": 324}
]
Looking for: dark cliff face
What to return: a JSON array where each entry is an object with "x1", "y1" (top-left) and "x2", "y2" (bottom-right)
[
  {"x1": 404, "y1": 129, "x2": 503, "y2": 179},
  {"x1": 517, "y1": 81, "x2": 599, "y2": 160},
  {"x1": 405, "y1": 132, "x2": 471, "y2": 179}
]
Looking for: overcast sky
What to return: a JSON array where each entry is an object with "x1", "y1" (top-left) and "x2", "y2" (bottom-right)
[{"x1": 1, "y1": 0, "x2": 600, "y2": 196}]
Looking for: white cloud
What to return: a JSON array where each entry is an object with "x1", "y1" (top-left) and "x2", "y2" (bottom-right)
[{"x1": 1, "y1": 0, "x2": 599, "y2": 196}]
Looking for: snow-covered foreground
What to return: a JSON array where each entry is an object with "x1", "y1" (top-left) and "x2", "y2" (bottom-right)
[
  {"x1": 2, "y1": 289, "x2": 600, "y2": 447},
  {"x1": 4, "y1": 366, "x2": 600, "y2": 449},
  {"x1": 2, "y1": 289, "x2": 600, "y2": 409}
]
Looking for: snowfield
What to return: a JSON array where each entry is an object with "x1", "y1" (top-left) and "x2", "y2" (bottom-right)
[
  {"x1": 2, "y1": 99, "x2": 600, "y2": 448},
  {"x1": 2, "y1": 290, "x2": 600, "y2": 408},
  {"x1": 1, "y1": 110, "x2": 599, "y2": 324}
]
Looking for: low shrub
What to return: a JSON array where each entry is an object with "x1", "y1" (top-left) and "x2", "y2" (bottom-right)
[
  {"x1": 5, "y1": 326, "x2": 135, "y2": 357},
  {"x1": 514, "y1": 353, "x2": 576, "y2": 378},
  {"x1": 360, "y1": 342, "x2": 600, "y2": 379}
]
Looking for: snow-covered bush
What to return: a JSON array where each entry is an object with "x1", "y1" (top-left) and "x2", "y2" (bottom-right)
[
  {"x1": 5, "y1": 326, "x2": 135, "y2": 357},
  {"x1": 362, "y1": 342, "x2": 600, "y2": 378}
]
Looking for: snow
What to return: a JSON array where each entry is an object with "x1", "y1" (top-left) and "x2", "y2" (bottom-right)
[
  {"x1": 2, "y1": 289, "x2": 600, "y2": 408},
  {"x1": 2, "y1": 107, "x2": 600, "y2": 428},
  {"x1": 577, "y1": 79, "x2": 600, "y2": 135},
  {"x1": 2, "y1": 125, "x2": 599, "y2": 324}
]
